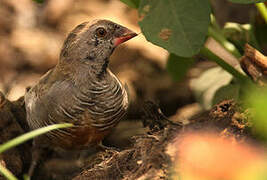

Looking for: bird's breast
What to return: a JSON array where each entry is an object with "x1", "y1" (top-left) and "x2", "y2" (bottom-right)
[
  {"x1": 51, "y1": 75, "x2": 129, "y2": 149},
  {"x1": 86, "y1": 75, "x2": 129, "y2": 131}
]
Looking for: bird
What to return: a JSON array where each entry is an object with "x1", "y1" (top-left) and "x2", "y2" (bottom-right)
[{"x1": 24, "y1": 19, "x2": 137, "y2": 176}]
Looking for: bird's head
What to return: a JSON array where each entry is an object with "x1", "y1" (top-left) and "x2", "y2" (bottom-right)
[{"x1": 59, "y1": 20, "x2": 137, "y2": 76}]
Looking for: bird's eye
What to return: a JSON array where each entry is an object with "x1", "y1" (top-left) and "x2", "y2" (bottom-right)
[{"x1": 96, "y1": 27, "x2": 107, "y2": 37}]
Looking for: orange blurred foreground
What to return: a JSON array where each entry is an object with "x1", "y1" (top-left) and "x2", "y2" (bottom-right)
[{"x1": 171, "y1": 132, "x2": 267, "y2": 180}]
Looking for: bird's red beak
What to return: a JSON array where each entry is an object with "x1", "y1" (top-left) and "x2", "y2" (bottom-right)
[{"x1": 114, "y1": 29, "x2": 137, "y2": 46}]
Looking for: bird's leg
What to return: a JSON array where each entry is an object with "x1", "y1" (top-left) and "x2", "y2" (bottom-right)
[
  {"x1": 97, "y1": 141, "x2": 120, "y2": 152},
  {"x1": 28, "y1": 147, "x2": 41, "y2": 177},
  {"x1": 27, "y1": 139, "x2": 47, "y2": 178},
  {"x1": 142, "y1": 101, "x2": 182, "y2": 132}
]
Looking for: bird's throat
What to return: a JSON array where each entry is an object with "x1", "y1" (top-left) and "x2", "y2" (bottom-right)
[{"x1": 97, "y1": 58, "x2": 109, "y2": 78}]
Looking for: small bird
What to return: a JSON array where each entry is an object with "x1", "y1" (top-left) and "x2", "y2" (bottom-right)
[{"x1": 24, "y1": 19, "x2": 137, "y2": 175}]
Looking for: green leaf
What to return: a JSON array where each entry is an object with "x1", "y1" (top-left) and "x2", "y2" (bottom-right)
[
  {"x1": 138, "y1": 0, "x2": 211, "y2": 57},
  {"x1": 166, "y1": 53, "x2": 195, "y2": 81},
  {"x1": 120, "y1": 0, "x2": 140, "y2": 8},
  {"x1": 228, "y1": 0, "x2": 267, "y2": 4}
]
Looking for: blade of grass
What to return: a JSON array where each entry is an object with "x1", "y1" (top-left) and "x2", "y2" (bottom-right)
[
  {"x1": 0, "y1": 123, "x2": 73, "y2": 154},
  {"x1": 23, "y1": 174, "x2": 30, "y2": 180},
  {"x1": 256, "y1": 3, "x2": 267, "y2": 24},
  {"x1": 0, "y1": 164, "x2": 18, "y2": 180}
]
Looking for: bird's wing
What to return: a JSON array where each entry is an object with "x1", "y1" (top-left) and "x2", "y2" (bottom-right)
[{"x1": 25, "y1": 73, "x2": 127, "y2": 133}]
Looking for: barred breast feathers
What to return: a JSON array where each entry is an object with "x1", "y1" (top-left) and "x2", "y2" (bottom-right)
[
  {"x1": 88, "y1": 69, "x2": 129, "y2": 130},
  {"x1": 26, "y1": 67, "x2": 129, "y2": 133}
]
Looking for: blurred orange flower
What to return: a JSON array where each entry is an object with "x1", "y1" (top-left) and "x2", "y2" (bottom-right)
[{"x1": 170, "y1": 131, "x2": 267, "y2": 180}]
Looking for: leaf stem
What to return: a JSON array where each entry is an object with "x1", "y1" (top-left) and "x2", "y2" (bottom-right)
[
  {"x1": 210, "y1": 14, "x2": 221, "y2": 33},
  {"x1": 255, "y1": 3, "x2": 267, "y2": 24},
  {"x1": 0, "y1": 164, "x2": 18, "y2": 180},
  {"x1": 0, "y1": 123, "x2": 73, "y2": 154},
  {"x1": 200, "y1": 47, "x2": 249, "y2": 83},
  {"x1": 208, "y1": 27, "x2": 242, "y2": 58}
]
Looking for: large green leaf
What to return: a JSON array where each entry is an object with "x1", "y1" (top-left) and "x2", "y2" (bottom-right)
[
  {"x1": 166, "y1": 53, "x2": 195, "y2": 81},
  {"x1": 228, "y1": 0, "x2": 267, "y2": 4},
  {"x1": 138, "y1": 0, "x2": 211, "y2": 57}
]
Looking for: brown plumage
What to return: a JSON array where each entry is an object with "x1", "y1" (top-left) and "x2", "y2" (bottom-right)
[{"x1": 24, "y1": 19, "x2": 137, "y2": 175}]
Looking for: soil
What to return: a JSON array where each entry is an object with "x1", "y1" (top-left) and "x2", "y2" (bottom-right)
[{"x1": 0, "y1": 92, "x2": 253, "y2": 180}]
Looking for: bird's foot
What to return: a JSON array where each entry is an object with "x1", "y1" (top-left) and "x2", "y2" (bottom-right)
[
  {"x1": 97, "y1": 142, "x2": 120, "y2": 153},
  {"x1": 142, "y1": 101, "x2": 182, "y2": 132}
]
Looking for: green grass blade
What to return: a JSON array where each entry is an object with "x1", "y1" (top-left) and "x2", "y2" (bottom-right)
[
  {"x1": 23, "y1": 174, "x2": 30, "y2": 180},
  {"x1": 0, "y1": 164, "x2": 18, "y2": 180},
  {"x1": 0, "y1": 123, "x2": 73, "y2": 154}
]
